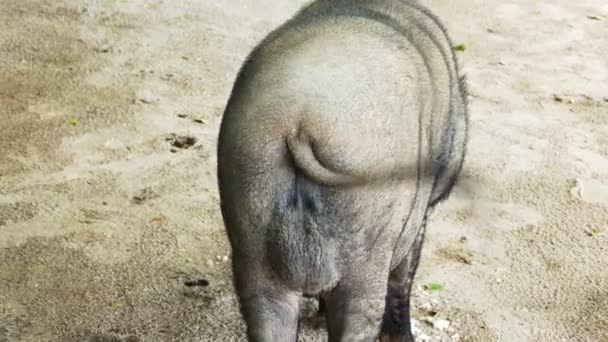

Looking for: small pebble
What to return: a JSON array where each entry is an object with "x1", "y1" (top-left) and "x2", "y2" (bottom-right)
[{"x1": 433, "y1": 319, "x2": 450, "y2": 331}]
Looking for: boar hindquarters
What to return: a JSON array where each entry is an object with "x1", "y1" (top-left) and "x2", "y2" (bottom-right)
[{"x1": 217, "y1": 0, "x2": 468, "y2": 341}]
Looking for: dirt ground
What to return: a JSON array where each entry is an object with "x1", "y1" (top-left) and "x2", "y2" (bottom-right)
[{"x1": 0, "y1": 0, "x2": 607, "y2": 341}]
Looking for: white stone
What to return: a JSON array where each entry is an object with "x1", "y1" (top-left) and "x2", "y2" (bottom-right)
[{"x1": 433, "y1": 319, "x2": 450, "y2": 331}]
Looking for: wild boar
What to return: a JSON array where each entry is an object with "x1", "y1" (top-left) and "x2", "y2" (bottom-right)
[{"x1": 217, "y1": 0, "x2": 468, "y2": 341}]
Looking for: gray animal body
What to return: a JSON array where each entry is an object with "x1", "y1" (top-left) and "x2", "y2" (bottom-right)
[{"x1": 217, "y1": 0, "x2": 468, "y2": 341}]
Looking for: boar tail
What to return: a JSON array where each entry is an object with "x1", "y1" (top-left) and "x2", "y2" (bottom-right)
[{"x1": 286, "y1": 129, "x2": 364, "y2": 186}]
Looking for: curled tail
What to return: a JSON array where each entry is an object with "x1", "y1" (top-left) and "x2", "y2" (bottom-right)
[
  {"x1": 285, "y1": 129, "x2": 364, "y2": 186},
  {"x1": 286, "y1": 128, "x2": 423, "y2": 187}
]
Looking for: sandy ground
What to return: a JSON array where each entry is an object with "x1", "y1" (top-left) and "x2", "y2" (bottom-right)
[{"x1": 1, "y1": 0, "x2": 607, "y2": 341}]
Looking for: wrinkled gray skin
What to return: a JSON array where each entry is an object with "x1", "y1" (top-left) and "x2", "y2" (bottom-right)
[{"x1": 217, "y1": 0, "x2": 468, "y2": 341}]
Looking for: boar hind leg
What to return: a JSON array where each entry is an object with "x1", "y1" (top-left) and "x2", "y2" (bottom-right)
[
  {"x1": 380, "y1": 226, "x2": 426, "y2": 342},
  {"x1": 323, "y1": 263, "x2": 390, "y2": 341},
  {"x1": 238, "y1": 288, "x2": 300, "y2": 342},
  {"x1": 233, "y1": 264, "x2": 300, "y2": 341}
]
